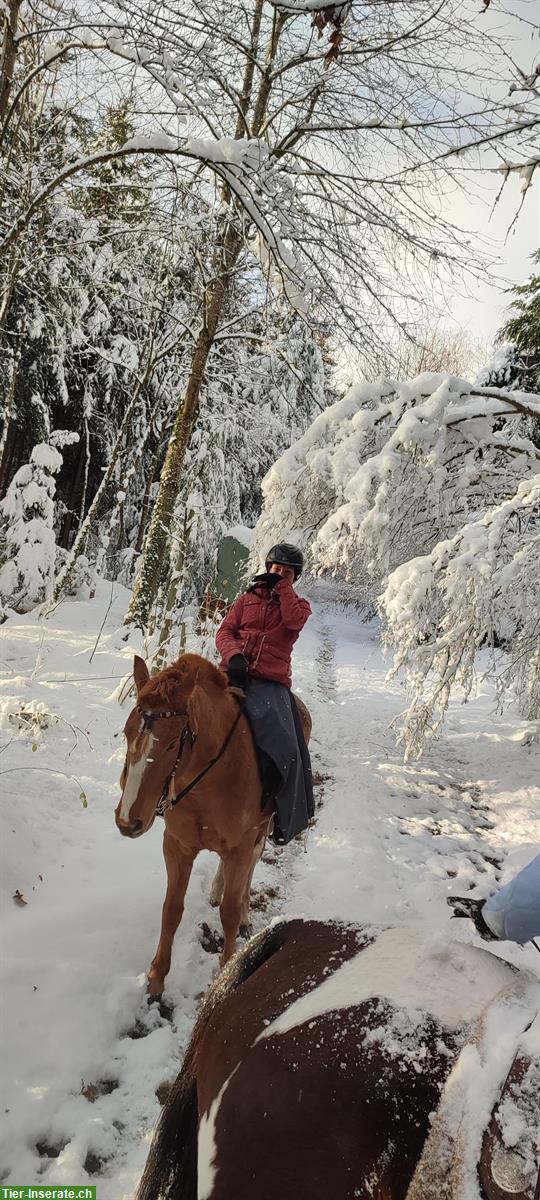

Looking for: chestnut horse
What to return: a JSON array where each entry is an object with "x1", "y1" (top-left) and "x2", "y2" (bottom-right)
[
  {"x1": 135, "y1": 919, "x2": 540, "y2": 1200},
  {"x1": 115, "y1": 654, "x2": 311, "y2": 997}
]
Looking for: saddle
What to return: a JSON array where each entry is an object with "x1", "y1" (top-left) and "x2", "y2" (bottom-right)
[
  {"x1": 406, "y1": 980, "x2": 540, "y2": 1200},
  {"x1": 478, "y1": 1015, "x2": 539, "y2": 1200}
]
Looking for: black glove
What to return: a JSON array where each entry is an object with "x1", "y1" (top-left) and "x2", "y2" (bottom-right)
[
  {"x1": 447, "y1": 895, "x2": 498, "y2": 940},
  {"x1": 227, "y1": 653, "x2": 249, "y2": 691},
  {"x1": 252, "y1": 572, "x2": 279, "y2": 589}
]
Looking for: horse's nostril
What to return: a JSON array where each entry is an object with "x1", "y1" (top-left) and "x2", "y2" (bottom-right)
[{"x1": 131, "y1": 819, "x2": 143, "y2": 834}]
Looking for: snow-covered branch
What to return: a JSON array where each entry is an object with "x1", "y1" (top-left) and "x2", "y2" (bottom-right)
[
  {"x1": 381, "y1": 476, "x2": 540, "y2": 758},
  {"x1": 254, "y1": 364, "x2": 540, "y2": 753},
  {"x1": 254, "y1": 373, "x2": 540, "y2": 586}
]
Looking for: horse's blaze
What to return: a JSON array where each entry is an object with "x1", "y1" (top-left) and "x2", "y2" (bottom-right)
[{"x1": 118, "y1": 732, "x2": 156, "y2": 824}]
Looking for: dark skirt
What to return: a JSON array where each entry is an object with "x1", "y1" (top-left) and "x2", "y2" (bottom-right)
[{"x1": 243, "y1": 678, "x2": 314, "y2": 845}]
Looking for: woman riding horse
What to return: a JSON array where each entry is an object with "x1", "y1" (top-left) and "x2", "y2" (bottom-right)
[
  {"x1": 114, "y1": 542, "x2": 314, "y2": 996},
  {"x1": 216, "y1": 542, "x2": 314, "y2": 845}
]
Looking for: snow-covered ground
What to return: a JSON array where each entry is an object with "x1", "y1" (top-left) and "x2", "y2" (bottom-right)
[{"x1": 0, "y1": 582, "x2": 539, "y2": 1197}]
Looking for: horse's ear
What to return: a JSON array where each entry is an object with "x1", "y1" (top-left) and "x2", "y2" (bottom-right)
[{"x1": 133, "y1": 655, "x2": 150, "y2": 694}]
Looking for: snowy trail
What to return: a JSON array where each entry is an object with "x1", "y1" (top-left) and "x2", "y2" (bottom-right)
[
  {"x1": 287, "y1": 602, "x2": 535, "y2": 933},
  {"x1": 0, "y1": 585, "x2": 539, "y2": 1197}
]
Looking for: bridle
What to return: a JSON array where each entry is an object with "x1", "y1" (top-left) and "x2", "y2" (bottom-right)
[
  {"x1": 136, "y1": 705, "x2": 196, "y2": 818},
  {"x1": 134, "y1": 701, "x2": 243, "y2": 818}
]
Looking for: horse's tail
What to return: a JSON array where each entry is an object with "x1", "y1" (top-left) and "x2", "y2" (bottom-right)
[{"x1": 135, "y1": 920, "x2": 290, "y2": 1200}]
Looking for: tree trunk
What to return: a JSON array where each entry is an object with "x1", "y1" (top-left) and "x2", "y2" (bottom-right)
[
  {"x1": 0, "y1": 414, "x2": 17, "y2": 498},
  {"x1": 135, "y1": 441, "x2": 162, "y2": 556},
  {"x1": 153, "y1": 506, "x2": 194, "y2": 671},
  {"x1": 58, "y1": 420, "x2": 89, "y2": 548},
  {"x1": 251, "y1": 10, "x2": 286, "y2": 136},
  {"x1": 0, "y1": 354, "x2": 19, "y2": 498},
  {"x1": 125, "y1": 226, "x2": 243, "y2": 629},
  {"x1": 53, "y1": 330, "x2": 159, "y2": 597},
  {"x1": 0, "y1": 0, "x2": 21, "y2": 125},
  {"x1": 53, "y1": 396, "x2": 139, "y2": 597},
  {"x1": 124, "y1": 0, "x2": 279, "y2": 632}
]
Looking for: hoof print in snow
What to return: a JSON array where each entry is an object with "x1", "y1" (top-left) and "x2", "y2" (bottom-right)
[
  {"x1": 199, "y1": 922, "x2": 224, "y2": 954},
  {"x1": 312, "y1": 770, "x2": 331, "y2": 807},
  {"x1": 482, "y1": 853, "x2": 503, "y2": 870},
  {"x1": 81, "y1": 1079, "x2": 119, "y2": 1103},
  {"x1": 262, "y1": 849, "x2": 283, "y2": 865},
  {"x1": 155, "y1": 1080, "x2": 173, "y2": 1106},
  {"x1": 126, "y1": 1019, "x2": 149, "y2": 1040},
  {"x1": 250, "y1": 885, "x2": 279, "y2": 912},
  {"x1": 36, "y1": 1139, "x2": 67, "y2": 1159},
  {"x1": 83, "y1": 1151, "x2": 107, "y2": 1176}
]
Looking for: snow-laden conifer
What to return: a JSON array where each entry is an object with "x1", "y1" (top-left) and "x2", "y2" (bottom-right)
[{"x1": 0, "y1": 439, "x2": 76, "y2": 612}]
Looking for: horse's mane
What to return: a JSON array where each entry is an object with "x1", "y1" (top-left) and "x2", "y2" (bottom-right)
[{"x1": 138, "y1": 654, "x2": 227, "y2": 708}]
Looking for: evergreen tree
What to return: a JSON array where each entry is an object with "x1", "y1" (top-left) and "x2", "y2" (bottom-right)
[
  {"x1": 499, "y1": 253, "x2": 540, "y2": 395},
  {"x1": 0, "y1": 438, "x2": 75, "y2": 612},
  {"x1": 475, "y1": 344, "x2": 524, "y2": 391}
]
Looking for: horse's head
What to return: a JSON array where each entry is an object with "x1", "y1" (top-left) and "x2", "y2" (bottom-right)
[{"x1": 115, "y1": 653, "x2": 221, "y2": 838}]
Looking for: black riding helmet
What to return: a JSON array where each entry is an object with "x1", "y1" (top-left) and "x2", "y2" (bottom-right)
[{"x1": 265, "y1": 542, "x2": 304, "y2": 580}]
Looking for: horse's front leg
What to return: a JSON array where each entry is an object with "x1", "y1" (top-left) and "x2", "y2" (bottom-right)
[
  {"x1": 219, "y1": 838, "x2": 259, "y2": 966},
  {"x1": 239, "y1": 825, "x2": 269, "y2": 936},
  {"x1": 147, "y1": 831, "x2": 195, "y2": 998},
  {"x1": 209, "y1": 859, "x2": 224, "y2": 908}
]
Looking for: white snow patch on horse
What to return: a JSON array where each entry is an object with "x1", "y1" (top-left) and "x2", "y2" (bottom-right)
[{"x1": 257, "y1": 926, "x2": 516, "y2": 1040}]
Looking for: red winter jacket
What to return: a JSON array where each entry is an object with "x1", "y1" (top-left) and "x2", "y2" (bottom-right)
[{"x1": 216, "y1": 578, "x2": 311, "y2": 688}]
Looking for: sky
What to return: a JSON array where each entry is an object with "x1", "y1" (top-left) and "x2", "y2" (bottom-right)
[
  {"x1": 442, "y1": 164, "x2": 539, "y2": 346},
  {"x1": 332, "y1": 1, "x2": 539, "y2": 381},
  {"x1": 439, "y1": 0, "x2": 540, "y2": 347}
]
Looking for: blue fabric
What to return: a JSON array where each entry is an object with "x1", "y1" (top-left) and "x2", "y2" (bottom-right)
[
  {"x1": 483, "y1": 854, "x2": 540, "y2": 944},
  {"x1": 242, "y1": 678, "x2": 314, "y2": 844}
]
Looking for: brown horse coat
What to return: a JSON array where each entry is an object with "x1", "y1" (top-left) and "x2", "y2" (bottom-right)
[
  {"x1": 115, "y1": 654, "x2": 311, "y2": 996},
  {"x1": 136, "y1": 919, "x2": 539, "y2": 1200}
]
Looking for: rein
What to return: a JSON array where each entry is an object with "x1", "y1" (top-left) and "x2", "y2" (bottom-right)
[{"x1": 136, "y1": 700, "x2": 243, "y2": 818}]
